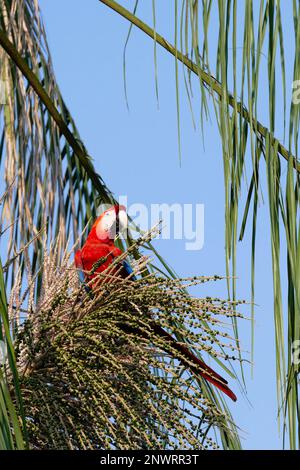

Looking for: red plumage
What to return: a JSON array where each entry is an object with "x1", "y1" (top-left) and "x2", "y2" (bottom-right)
[
  {"x1": 75, "y1": 207, "x2": 123, "y2": 286},
  {"x1": 75, "y1": 206, "x2": 237, "y2": 402}
]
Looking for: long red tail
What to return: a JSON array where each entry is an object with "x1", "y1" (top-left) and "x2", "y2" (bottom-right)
[{"x1": 152, "y1": 323, "x2": 237, "y2": 402}]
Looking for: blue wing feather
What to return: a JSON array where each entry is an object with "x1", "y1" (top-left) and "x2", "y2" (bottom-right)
[
  {"x1": 78, "y1": 269, "x2": 86, "y2": 284},
  {"x1": 122, "y1": 259, "x2": 137, "y2": 280},
  {"x1": 77, "y1": 265, "x2": 93, "y2": 296}
]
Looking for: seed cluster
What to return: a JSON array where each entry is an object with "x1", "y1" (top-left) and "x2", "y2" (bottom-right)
[{"x1": 10, "y1": 234, "x2": 245, "y2": 450}]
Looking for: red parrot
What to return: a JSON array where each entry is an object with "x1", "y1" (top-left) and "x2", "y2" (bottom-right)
[{"x1": 75, "y1": 205, "x2": 237, "y2": 402}]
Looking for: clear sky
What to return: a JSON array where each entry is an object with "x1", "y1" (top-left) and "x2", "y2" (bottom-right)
[{"x1": 36, "y1": 0, "x2": 294, "y2": 449}]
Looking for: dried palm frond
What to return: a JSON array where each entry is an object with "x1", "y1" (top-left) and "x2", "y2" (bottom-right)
[{"x1": 0, "y1": 0, "x2": 114, "y2": 294}]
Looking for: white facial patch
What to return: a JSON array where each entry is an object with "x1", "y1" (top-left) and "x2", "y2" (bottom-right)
[
  {"x1": 95, "y1": 207, "x2": 128, "y2": 240},
  {"x1": 96, "y1": 210, "x2": 116, "y2": 240}
]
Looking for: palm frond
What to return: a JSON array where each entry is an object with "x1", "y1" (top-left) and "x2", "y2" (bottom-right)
[
  {"x1": 0, "y1": 0, "x2": 245, "y2": 449},
  {"x1": 0, "y1": 260, "x2": 26, "y2": 449},
  {"x1": 99, "y1": 0, "x2": 300, "y2": 448},
  {"x1": 0, "y1": 0, "x2": 115, "y2": 293}
]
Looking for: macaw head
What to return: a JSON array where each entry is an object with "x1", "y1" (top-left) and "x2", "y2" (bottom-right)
[{"x1": 88, "y1": 205, "x2": 128, "y2": 243}]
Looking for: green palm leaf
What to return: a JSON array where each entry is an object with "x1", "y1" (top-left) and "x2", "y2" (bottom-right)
[
  {"x1": 99, "y1": 0, "x2": 300, "y2": 449},
  {"x1": 0, "y1": 0, "x2": 243, "y2": 449}
]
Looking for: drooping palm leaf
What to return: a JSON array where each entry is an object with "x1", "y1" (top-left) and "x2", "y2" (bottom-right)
[
  {"x1": 98, "y1": 0, "x2": 300, "y2": 449},
  {"x1": 0, "y1": 0, "x2": 114, "y2": 292},
  {"x1": 0, "y1": 259, "x2": 26, "y2": 449},
  {"x1": 0, "y1": 0, "x2": 243, "y2": 449}
]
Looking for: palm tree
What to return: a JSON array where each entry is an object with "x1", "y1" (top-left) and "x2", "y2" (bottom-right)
[
  {"x1": 0, "y1": 0, "x2": 241, "y2": 450},
  {"x1": 0, "y1": 0, "x2": 298, "y2": 450}
]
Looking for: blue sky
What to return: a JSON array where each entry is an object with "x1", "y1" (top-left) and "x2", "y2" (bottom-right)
[{"x1": 36, "y1": 0, "x2": 295, "y2": 449}]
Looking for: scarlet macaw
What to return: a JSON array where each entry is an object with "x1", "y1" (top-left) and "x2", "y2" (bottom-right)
[{"x1": 75, "y1": 205, "x2": 237, "y2": 401}]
